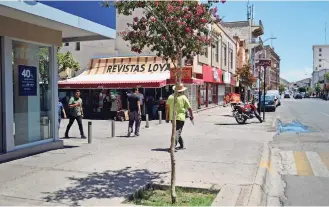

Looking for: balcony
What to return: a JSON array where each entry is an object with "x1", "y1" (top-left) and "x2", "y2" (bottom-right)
[{"x1": 252, "y1": 20, "x2": 264, "y2": 38}]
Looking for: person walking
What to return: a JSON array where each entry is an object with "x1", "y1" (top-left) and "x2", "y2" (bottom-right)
[
  {"x1": 64, "y1": 90, "x2": 87, "y2": 139},
  {"x1": 127, "y1": 88, "x2": 141, "y2": 137},
  {"x1": 58, "y1": 98, "x2": 67, "y2": 129},
  {"x1": 166, "y1": 83, "x2": 194, "y2": 149}
]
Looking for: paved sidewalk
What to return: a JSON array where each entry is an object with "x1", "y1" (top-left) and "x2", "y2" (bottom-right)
[{"x1": 0, "y1": 107, "x2": 276, "y2": 206}]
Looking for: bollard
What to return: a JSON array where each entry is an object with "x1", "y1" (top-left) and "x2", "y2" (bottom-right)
[
  {"x1": 158, "y1": 111, "x2": 162, "y2": 124},
  {"x1": 88, "y1": 121, "x2": 92, "y2": 144},
  {"x1": 145, "y1": 114, "x2": 150, "y2": 128},
  {"x1": 111, "y1": 120, "x2": 115, "y2": 137}
]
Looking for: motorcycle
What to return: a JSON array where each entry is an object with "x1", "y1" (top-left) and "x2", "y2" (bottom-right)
[
  {"x1": 234, "y1": 100, "x2": 262, "y2": 124},
  {"x1": 231, "y1": 102, "x2": 243, "y2": 116}
]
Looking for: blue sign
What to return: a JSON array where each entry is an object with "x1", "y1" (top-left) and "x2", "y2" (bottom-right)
[{"x1": 18, "y1": 65, "x2": 37, "y2": 96}]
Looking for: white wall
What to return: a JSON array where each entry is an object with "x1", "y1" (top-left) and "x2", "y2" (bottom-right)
[{"x1": 313, "y1": 45, "x2": 329, "y2": 71}]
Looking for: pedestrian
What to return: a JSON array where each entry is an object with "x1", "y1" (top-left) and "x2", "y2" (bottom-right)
[
  {"x1": 64, "y1": 90, "x2": 87, "y2": 139},
  {"x1": 145, "y1": 93, "x2": 155, "y2": 120},
  {"x1": 58, "y1": 98, "x2": 67, "y2": 129},
  {"x1": 127, "y1": 88, "x2": 141, "y2": 137},
  {"x1": 102, "y1": 91, "x2": 111, "y2": 120},
  {"x1": 165, "y1": 83, "x2": 194, "y2": 150}
]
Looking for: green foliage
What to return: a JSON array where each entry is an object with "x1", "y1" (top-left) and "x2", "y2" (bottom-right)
[
  {"x1": 298, "y1": 87, "x2": 306, "y2": 93},
  {"x1": 279, "y1": 84, "x2": 285, "y2": 94},
  {"x1": 315, "y1": 83, "x2": 321, "y2": 93},
  {"x1": 57, "y1": 51, "x2": 80, "y2": 73},
  {"x1": 103, "y1": 1, "x2": 222, "y2": 63},
  {"x1": 39, "y1": 47, "x2": 80, "y2": 75},
  {"x1": 326, "y1": 73, "x2": 329, "y2": 81}
]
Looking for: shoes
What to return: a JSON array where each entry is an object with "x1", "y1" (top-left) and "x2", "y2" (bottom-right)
[
  {"x1": 135, "y1": 133, "x2": 140, "y2": 137},
  {"x1": 81, "y1": 135, "x2": 87, "y2": 139},
  {"x1": 127, "y1": 127, "x2": 133, "y2": 137},
  {"x1": 64, "y1": 134, "x2": 69, "y2": 138}
]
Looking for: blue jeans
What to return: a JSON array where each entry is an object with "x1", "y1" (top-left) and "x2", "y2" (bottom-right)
[{"x1": 58, "y1": 118, "x2": 61, "y2": 129}]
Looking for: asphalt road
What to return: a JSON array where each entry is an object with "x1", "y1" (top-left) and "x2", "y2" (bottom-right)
[{"x1": 270, "y1": 97, "x2": 329, "y2": 206}]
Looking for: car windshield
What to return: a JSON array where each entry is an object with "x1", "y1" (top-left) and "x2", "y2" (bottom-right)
[{"x1": 261, "y1": 96, "x2": 274, "y2": 101}]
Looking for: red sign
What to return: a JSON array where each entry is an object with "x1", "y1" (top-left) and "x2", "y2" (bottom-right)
[
  {"x1": 257, "y1": 59, "x2": 271, "y2": 67},
  {"x1": 170, "y1": 67, "x2": 192, "y2": 80},
  {"x1": 202, "y1": 65, "x2": 223, "y2": 83},
  {"x1": 231, "y1": 76, "x2": 237, "y2": 86}
]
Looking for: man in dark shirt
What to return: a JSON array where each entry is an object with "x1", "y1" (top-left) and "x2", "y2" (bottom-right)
[{"x1": 127, "y1": 88, "x2": 141, "y2": 137}]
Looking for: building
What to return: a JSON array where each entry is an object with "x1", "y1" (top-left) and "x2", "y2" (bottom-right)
[
  {"x1": 59, "y1": 7, "x2": 238, "y2": 111},
  {"x1": 221, "y1": 19, "x2": 264, "y2": 100},
  {"x1": 312, "y1": 45, "x2": 329, "y2": 88},
  {"x1": 294, "y1": 78, "x2": 312, "y2": 88},
  {"x1": 0, "y1": 1, "x2": 116, "y2": 161},
  {"x1": 263, "y1": 46, "x2": 280, "y2": 90}
]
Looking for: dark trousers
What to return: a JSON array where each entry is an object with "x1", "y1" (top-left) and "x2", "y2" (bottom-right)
[
  {"x1": 146, "y1": 105, "x2": 154, "y2": 120},
  {"x1": 65, "y1": 115, "x2": 85, "y2": 136},
  {"x1": 128, "y1": 111, "x2": 141, "y2": 134},
  {"x1": 172, "y1": 120, "x2": 185, "y2": 148}
]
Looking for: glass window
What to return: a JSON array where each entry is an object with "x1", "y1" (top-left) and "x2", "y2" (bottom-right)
[
  {"x1": 12, "y1": 40, "x2": 53, "y2": 146},
  {"x1": 319, "y1": 48, "x2": 322, "y2": 52},
  {"x1": 76, "y1": 42, "x2": 80, "y2": 51},
  {"x1": 223, "y1": 44, "x2": 227, "y2": 66}
]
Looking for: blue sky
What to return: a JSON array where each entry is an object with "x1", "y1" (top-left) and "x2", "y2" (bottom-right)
[{"x1": 217, "y1": 1, "x2": 329, "y2": 82}]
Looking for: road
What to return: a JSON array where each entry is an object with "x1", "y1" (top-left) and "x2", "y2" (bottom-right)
[{"x1": 270, "y1": 98, "x2": 329, "y2": 206}]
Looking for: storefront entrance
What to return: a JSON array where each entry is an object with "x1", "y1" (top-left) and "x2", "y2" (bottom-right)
[{"x1": 0, "y1": 37, "x2": 3, "y2": 153}]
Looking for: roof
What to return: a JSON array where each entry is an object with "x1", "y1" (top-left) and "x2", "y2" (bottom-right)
[{"x1": 221, "y1": 21, "x2": 249, "y2": 28}]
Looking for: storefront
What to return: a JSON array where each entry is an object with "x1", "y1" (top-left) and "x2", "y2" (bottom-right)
[
  {"x1": 59, "y1": 56, "x2": 174, "y2": 119},
  {"x1": 223, "y1": 71, "x2": 232, "y2": 95},
  {"x1": 196, "y1": 65, "x2": 224, "y2": 107},
  {"x1": 0, "y1": 2, "x2": 115, "y2": 160},
  {"x1": 166, "y1": 67, "x2": 204, "y2": 112}
]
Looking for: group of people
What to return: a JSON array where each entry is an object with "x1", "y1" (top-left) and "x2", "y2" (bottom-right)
[{"x1": 58, "y1": 83, "x2": 194, "y2": 149}]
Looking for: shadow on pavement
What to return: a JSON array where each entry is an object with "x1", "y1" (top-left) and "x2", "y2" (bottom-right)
[
  {"x1": 42, "y1": 167, "x2": 167, "y2": 206},
  {"x1": 214, "y1": 123, "x2": 251, "y2": 126},
  {"x1": 221, "y1": 115, "x2": 233, "y2": 117},
  {"x1": 151, "y1": 148, "x2": 169, "y2": 152}
]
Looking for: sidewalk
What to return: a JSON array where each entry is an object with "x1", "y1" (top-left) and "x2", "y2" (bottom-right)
[{"x1": 0, "y1": 106, "x2": 277, "y2": 206}]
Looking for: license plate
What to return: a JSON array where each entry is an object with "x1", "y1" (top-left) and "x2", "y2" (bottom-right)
[{"x1": 265, "y1": 102, "x2": 269, "y2": 104}]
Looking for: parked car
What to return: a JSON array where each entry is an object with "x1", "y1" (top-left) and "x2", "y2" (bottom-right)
[
  {"x1": 284, "y1": 93, "x2": 290, "y2": 98},
  {"x1": 267, "y1": 90, "x2": 281, "y2": 106},
  {"x1": 258, "y1": 95, "x2": 277, "y2": 112},
  {"x1": 304, "y1": 93, "x2": 310, "y2": 98},
  {"x1": 294, "y1": 93, "x2": 303, "y2": 99}
]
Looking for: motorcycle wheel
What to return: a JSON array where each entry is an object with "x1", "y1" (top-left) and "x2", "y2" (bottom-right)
[{"x1": 235, "y1": 113, "x2": 247, "y2": 124}]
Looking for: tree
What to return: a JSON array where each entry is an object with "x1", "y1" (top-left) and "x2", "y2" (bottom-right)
[
  {"x1": 298, "y1": 87, "x2": 306, "y2": 93},
  {"x1": 103, "y1": 1, "x2": 223, "y2": 203},
  {"x1": 236, "y1": 64, "x2": 256, "y2": 87},
  {"x1": 279, "y1": 83, "x2": 285, "y2": 94},
  {"x1": 315, "y1": 83, "x2": 321, "y2": 94},
  {"x1": 39, "y1": 47, "x2": 80, "y2": 75},
  {"x1": 307, "y1": 87, "x2": 313, "y2": 94},
  {"x1": 57, "y1": 50, "x2": 80, "y2": 74}
]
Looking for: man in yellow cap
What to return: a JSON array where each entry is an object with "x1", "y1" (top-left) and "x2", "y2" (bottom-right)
[{"x1": 166, "y1": 83, "x2": 194, "y2": 149}]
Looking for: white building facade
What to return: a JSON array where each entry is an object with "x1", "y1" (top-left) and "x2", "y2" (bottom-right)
[
  {"x1": 312, "y1": 45, "x2": 329, "y2": 87},
  {"x1": 0, "y1": 1, "x2": 115, "y2": 161}
]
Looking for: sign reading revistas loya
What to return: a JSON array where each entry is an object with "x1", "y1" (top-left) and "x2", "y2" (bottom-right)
[{"x1": 106, "y1": 63, "x2": 170, "y2": 73}]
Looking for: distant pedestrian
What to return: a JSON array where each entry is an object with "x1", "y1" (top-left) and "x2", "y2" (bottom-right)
[
  {"x1": 145, "y1": 93, "x2": 155, "y2": 120},
  {"x1": 64, "y1": 90, "x2": 87, "y2": 139},
  {"x1": 58, "y1": 98, "x2": 67, "y2": 129},
  {"x1": 166, "y1": 83, "x2": 194, "y2": 149},
  {"x1": 127, "y1": 88, "x2": 141, "y2": 137}
]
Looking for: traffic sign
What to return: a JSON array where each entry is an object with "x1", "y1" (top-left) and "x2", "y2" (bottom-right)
[{"x1": 256, "y1": 59, "x2": 271, "y2": 67}]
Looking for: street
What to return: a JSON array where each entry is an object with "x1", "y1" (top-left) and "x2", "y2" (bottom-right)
[
  {"x1": 0, "y1": 106, "x2": 276, "y2": 206},
  {"x1": 270, "y1": 98, "x2": 329, "y2": 206}
]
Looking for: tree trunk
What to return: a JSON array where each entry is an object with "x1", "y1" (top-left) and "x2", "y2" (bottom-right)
[{"x1": 170, "y1": 50, "x2": 183, "y2": 204}]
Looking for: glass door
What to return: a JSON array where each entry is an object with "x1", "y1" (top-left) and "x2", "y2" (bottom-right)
[{"x1": 0, "y1": 37, "x2": 3, "y2": 153}]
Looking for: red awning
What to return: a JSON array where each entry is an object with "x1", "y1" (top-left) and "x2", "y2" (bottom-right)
[
  {"x1": 166, "y1": 78, "x2": 204, "y2": 85},
  {"x1": 58, "y1": 73, "x2": 169, "y2": 89}
]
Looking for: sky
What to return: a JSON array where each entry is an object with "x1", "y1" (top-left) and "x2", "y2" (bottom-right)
[{"x1": 216, "y1": 1, "x2": 329, "y2": 82}]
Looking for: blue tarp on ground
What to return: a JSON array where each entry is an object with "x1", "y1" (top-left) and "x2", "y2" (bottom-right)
[{"x1": 277, "y1": 119, "x2": 310, "y2": 134}]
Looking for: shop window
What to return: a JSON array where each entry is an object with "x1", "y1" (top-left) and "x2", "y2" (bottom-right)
[{"x1": 12, "y1": 40, "x2": 53, "y2": 146}]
